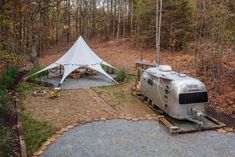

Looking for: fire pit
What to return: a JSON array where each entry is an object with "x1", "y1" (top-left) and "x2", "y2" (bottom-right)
[{"x1": 33, "y1": 90, "x2": 46, "y2": 97}]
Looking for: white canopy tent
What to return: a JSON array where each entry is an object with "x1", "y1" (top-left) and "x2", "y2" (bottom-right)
[{"x1": 26, "y1": 36, "x2": 118, "y2": 86}]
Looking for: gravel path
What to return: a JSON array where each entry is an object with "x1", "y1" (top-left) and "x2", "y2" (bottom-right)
[{"x1": 41, "y1": 120, "x2": 235, "y2": 157}]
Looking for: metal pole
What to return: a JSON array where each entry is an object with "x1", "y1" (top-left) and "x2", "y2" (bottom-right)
[
  {"x1": 156, "y1": 0, "x2": 162, "y2": 67},
  {"x1": 156, "y1": 0, "x2": 159, "y2": 67},
  {"x1": 158, "y1": 0, "x2": 162, "y2": 66}
]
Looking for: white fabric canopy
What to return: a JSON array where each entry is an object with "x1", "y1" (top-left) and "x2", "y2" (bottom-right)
[{"x1": 26, "y1": 36, "x2": 118, "y2": 86}]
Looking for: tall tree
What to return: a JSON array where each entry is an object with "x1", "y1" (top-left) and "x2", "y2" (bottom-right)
[{"x1": 117, "y1": 0, "x2": 122, "y2": 39}]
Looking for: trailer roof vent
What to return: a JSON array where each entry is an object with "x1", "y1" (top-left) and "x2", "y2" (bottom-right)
[
  {"x1": 179, "y1": 73, "x2": 186, "y2": 77},
  {"x1": 159, "y1": 65, "x2": 172, "y2": 72}
]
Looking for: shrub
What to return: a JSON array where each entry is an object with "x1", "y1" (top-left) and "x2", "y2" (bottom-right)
[
  {"x1": 115, "y1": 69, "x2": 126, "y2": 82},
  {"x1": 101, "y1": 64, "x2": 116, "y2": 74},
  {"x1": 0, "y1": 67, "x2": 19, "y2": 157},
  {"x1": 0, "y1": 67, "x2": 19, "y2": 90},
  {"x1": 101, "y1": 64, "x2": 108, "y2": 72},
  {"x1": 0, "y1": 67, "x2": 19, "y2": 122},
  {"x1": 107, "y1": 66, "x2": 115, "y2": 74},
  {"x1": 25, "y1": 66, "x2": 43, "y2": 82}
]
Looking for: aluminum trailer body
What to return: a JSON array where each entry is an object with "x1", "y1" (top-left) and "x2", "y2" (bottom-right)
[{"x1": 140, "y1": 65, "x2": 208, "y2": 124}]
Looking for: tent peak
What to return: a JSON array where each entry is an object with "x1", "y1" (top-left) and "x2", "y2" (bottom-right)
[{"x1": 78, "y1": 36, "x2": 85, "y2": 41}]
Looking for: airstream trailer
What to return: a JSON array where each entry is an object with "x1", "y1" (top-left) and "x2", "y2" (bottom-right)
[{"x1": 140, "y1": 65, "x2": 208, "y2": 124}]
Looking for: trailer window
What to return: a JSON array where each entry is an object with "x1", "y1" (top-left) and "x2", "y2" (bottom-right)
[
  {"x1": 179, "y1": 92, "x2": 208, "y2": 104},
  {"x1": 148, "y1": 79, "x2": 153, "y2": 86}
]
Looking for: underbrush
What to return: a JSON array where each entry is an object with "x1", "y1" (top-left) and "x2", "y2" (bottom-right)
[
  {"x1": 0, "y1": 67, "x2": 19, "y2": 157},
  {"x1": 0, "y1": 123, "x2": 16, "y2": 157}
]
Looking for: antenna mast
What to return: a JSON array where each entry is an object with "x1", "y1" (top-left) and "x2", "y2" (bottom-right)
[{"x1": 156, "y1": 0, "x2": 162, "y2": 67}]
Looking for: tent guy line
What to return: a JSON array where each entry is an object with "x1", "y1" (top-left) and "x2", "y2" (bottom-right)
[{"x1": 25, "y1": 36, "x2": 118, "y2": 86}]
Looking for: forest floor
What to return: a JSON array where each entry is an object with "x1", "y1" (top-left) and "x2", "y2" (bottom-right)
[{"x1": 39, "y1": 38, "x2": 235, "y2": 119}]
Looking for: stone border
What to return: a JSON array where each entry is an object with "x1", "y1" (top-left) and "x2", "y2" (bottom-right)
[
  {"x1": 15, "y1": 95, "x2": 27, "y2": 157},
  {"x1": 32, "y1": 114, "x2": 160, "y2": 157}
]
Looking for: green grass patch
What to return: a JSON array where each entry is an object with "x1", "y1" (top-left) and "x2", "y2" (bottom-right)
[
  {"x1": 22, "y1": 114, "x2": 56, "y2": 156},
  {"x1": 125, "y1": 75, "x2": 136, "y2": 83},
  {"x1": 93, "y1": 74, "x2": 137, "y2": 108}
]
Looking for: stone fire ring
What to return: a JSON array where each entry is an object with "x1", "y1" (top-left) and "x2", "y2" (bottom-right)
[{"x1": 33, "y1": 90, "x2": 46, "y2": 97}]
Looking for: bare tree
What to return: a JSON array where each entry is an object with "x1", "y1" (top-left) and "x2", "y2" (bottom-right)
[
  {"x1": 123, "y1": 0, "x2": 126, "y2": 38},
  {"x1": 130, "y1": 0, "x2": 134, "y2": 37},
  {"x1": 117, "y1": 0, "x2": 122, "y2": 39}
]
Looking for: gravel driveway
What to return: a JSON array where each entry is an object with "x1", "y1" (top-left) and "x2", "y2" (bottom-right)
[{"x1": 41, "y1": 120, "x2": 235, "y2": 157}]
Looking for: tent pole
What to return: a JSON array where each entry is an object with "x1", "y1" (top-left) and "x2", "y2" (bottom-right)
[{"x1": 60, "y1": 65, "x2": 62, "y2": 77}]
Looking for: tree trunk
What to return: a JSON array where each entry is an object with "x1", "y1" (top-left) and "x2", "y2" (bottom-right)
[
  {"x1": 123, "y1": 0, "x2": 126, "y2": 38},
  {"x1": 91, "y1": 0, "x2": 96, "y2": 38},
  {"x1": 117, "y1": 0, "x2": 122, "y2": 39},
  {"x1": 113, "y1": 0, "x2": 117, "y2": 37},
  {"x1": 79, "y1": 0, "x2": 83, "y2": 36},
  {"x1": 76, "y1": 0, "x2": 79, "y2": 37},
  {"x1": 67, "y1": 0, "x2": 71, "y2": 42},
  {"x1": 56, "y1": 2, "x2": 59, "y2": 44},
  {"x1": 106, "y1": 0, "x2": 110, "y2": 40},
  {"x1": 31, "y1": 30, "x2": 39, "y2": 66},
  {"x1": 130, "y1": 0, "x2": 133, "y2": 37},
  {"x1": 110, "y1": 0, "x2": 113, "y2": 37}
]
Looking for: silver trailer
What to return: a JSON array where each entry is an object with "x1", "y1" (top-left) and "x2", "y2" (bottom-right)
[{"x1": 140, "y1": 65, "x2": 208, "y2": 124}]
